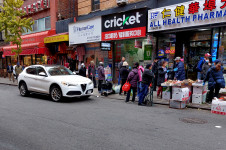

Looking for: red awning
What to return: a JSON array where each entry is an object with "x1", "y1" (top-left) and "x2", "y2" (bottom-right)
[
  {"x1": 3, "y1": 47, "x2": 48, "y2": 56},
  {"x1": 3, "y1": 43, "x2": 40, "y2": 50}
]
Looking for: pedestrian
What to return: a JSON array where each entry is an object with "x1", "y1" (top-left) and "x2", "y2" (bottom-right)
[
  {"x1": 15, "y1": 62, "x2": 23, "y2": 79},
  {"x1": 97, "y1": 62, "x2": 105, "y2": 95},
  {"x1": 7, "y1": 63, "x2": 14, "y2": 82},
  {"x1": 152, "y1": 57, "x2": 159, "y2": 91},
  {"x1": 203, "y1": 59, "x2": 225, "y2": 103},
  {"x1": 79, "y1": 63, "x2": 86, "y2": 77},
  {"x1": 137, "y1": 65, "x2": 144, "y2": 97},
  {"x1": 126, "y1": 62, "x2": 139, "y2": 103},
  {"x1": 196, "y1": 53, "x2": 211, "y2": 80},
  {"x1": 138, "y1": 64, "x2": 154, "y2": 106},
  {"x1": 88, "y1": 61, "x2": 97, "y2": 88},
  {"x1": 119, "y1": 61, "x2": 129, "y2": 95},
  {"x1": 174, "y1": 57, "x2": 185, "y2": 81},
  {"x1": 202, "y1": 54, "x2": 212, "y2": 80},
  {"x1": 118, "y1": 57, "x2": 126, "y2": 85},
  {"x1": 157, "y1": 61, "x2": 169, "y2": 99}
]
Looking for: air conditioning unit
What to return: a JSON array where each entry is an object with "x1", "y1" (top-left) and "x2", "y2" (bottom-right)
[{"x1": 117, "y1": 0, "x2": 128, "y2": 6}]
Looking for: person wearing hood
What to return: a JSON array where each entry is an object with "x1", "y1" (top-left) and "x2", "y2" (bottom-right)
[
  {"x1": 174, "y1": 57, "x2": 185, "y2": 81},
  {"x1": 15, "y1": 62, "x2": 23, "y2": 79},
  {"x1": 204, "y1": 59, "x2": 225, "y2": 102},
  {"x1": 126, "y1": 62, "x2": 139, "y2": 103},
  {"x1": 119, "y1": 61, "x2": 129, "y2": 95},
  {"x1": 79, "y1": 63, "x2": 86, "y2": 77},
  {"x1": 97, "y1": 62, "x2": 105, "y2": 94},
  {"x1": 138, "y1": 64, "x2": 154, "y2": 106}
]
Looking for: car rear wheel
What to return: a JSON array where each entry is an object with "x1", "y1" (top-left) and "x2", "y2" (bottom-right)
[
  {"x1": 19, "y1": 82, "x2": 29, "y2": 97},
  {"x1": 50, "y1": 86, "x2": 62, "y2": 102}
]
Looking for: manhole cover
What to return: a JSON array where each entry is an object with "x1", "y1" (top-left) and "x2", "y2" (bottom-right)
[{"x1": 179, "y1": 118, "x2": 207, "y2": 124}]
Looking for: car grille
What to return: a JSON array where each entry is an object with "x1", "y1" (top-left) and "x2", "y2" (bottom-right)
[
  {"x1": 81, "y1": 84, "x2": 87, "y2": 92},
  {"x1": 67, "y1": 91, "x2": 82, "y2": 96}
]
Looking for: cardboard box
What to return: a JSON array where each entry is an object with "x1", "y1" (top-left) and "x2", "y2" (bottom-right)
[
  {"x1": 192, "y1": 94, "x2": 202, "y2": 104},
  {"x1": 211, "y1": 99, "x2": 226, "y2": 115},
  {"x1": 193, "y1": 86, "x2": 203, "y2": 95},
  {"x1": 202, "y1": 93, "x2": 207, "y2": 103},
  {"x1": 162, "y1": 91, "x2": 171, "y2": 100},
  {"x1": 172, "y1": 86, "x2": 181, "y2": 94},
  {"x1": 169, "y1": 100, "x2": 186, "y2": 109},
  {"x1": 172, "y1": 88, "x2": 189, "y2": 101}
]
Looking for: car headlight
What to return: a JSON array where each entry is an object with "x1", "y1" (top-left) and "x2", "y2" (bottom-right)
[
  {"x1": 88, "y1": 81, "x2": 93, "y2": 85},
  {"x1": 61, "y1": 81, "x2": 78, "y2": 86}
]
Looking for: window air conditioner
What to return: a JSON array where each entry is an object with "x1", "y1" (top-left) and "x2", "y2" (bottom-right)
[{"x1": 116, "y1": 0, "x2": 128, "y2": 6}]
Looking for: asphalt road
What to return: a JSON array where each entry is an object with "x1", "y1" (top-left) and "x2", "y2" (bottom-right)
[{"x1": 0, "y1": 84, "x2": 226, "y2": 150}]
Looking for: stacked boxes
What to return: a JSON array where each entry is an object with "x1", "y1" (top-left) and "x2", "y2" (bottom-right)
[
  {"x1": 192, "y1": 84, "x2": 208, "y2": 104},
  {"x1": 170, "y1": 87, "x2": 189, "y2": 109},
  {"x1": 162, "y1": 86, "x2": 171, "y2": 100}
]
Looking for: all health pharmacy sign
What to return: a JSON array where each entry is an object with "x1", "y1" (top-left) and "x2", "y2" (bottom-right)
[
  {"x1": 148, "y1": 0, "x2": 226, "y2": 32},
  {"x1": 102, "y1": 9, "x2": 147, "y2": 41}
]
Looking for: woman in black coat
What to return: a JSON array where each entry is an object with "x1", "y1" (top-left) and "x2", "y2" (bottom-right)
[
  {"x1": 157, "y1": 61, "x2": 168, "y2": 98},
  {"x1": 119, "y1": 61, "x2": 129, "y2": 95}
]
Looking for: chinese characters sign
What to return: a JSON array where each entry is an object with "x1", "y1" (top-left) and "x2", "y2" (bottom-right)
[
  {"x1": 69, "y1": 17, "x2": 102, "y2": 45},
  {"x1": 102, "y1": 9, "x2": 147, "y2": 41},
  {"x1": 148, "y1": 0, "x2": 226, "y2": 32}
]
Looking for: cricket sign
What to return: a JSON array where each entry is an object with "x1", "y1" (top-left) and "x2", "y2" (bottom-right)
[{"x1": 102, "y1": 9, "x2": 147, "y2": 41}]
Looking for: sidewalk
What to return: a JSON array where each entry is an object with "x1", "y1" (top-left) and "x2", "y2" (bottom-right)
[{"x1": 0, "y1": 77, "x2": 211, "y2": 110}]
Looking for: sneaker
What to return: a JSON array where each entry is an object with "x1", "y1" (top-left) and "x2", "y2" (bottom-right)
[{"x1": 138, "y1": 103, "x2": 146, "y2": 106}]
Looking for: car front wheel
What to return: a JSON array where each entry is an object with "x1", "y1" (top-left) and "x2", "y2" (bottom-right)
[
  {"x1": 50, "y1": 86, "x2": 62, "y2": 102},
  {"x1": 19, "y1": 82, "x2": 29, "y2": 97}
]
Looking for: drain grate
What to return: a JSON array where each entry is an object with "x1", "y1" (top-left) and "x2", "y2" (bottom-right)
[{"x1": 179, "y1": 118, "x2": 207, "y2": 124}]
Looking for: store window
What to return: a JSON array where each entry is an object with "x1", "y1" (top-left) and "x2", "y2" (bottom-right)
[{"x1": 219, "y1": 27, "x2": 226, "y2": 70}]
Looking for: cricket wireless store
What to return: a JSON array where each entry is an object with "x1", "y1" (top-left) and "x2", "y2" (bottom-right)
[
  {"x1": 102, "y1": 8, "x2": 156, "y2": 81},
  {"x1": 148, "y1": 0, "x2": 226, "y2": 80}
]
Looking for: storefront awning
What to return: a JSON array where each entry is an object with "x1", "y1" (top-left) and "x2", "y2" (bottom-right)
[
  {"x1": 3, "y1": 47, "x2": 48, "y2": 56},
  {"x1": 44, "y1": 32, "x2": 69, "y2": 44},
  {"x1": 3, "y1": 42, "x2": 40, "y2": 50}
]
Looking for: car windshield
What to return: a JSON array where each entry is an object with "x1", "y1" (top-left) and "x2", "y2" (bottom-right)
[{"x1": 47, "y1": 66, "x2": 73, "y2": 76}]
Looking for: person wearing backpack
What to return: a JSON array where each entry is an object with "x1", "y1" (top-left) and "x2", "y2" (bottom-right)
[
  {"x1": 203, "y1": 59, "x2": 225, "y2": 103},
  {"x1": 126, "y1": 62, "x2": 139, "y2": 103}
]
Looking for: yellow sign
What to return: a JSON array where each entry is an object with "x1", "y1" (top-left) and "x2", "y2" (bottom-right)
[{"x1": 44, "y1": 34, "x2": 69, "y2": 43}]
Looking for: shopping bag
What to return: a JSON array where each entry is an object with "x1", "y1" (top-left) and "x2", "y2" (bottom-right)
[{"x1": 122, "y1": 81, "x2": 131, "y2": 92}]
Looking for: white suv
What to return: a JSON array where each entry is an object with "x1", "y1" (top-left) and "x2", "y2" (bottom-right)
[{"x1": 18, "y1": 65, "x2": 94, "y2": 102}]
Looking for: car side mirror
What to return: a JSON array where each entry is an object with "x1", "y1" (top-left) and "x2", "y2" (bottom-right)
[{"x1": 39, "y1": 72, "x2": 47, "y2": 77}]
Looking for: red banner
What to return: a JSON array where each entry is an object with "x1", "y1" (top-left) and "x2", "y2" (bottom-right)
[{"x1": 102, "y1": 27, "x2": 146, "y2": 41}]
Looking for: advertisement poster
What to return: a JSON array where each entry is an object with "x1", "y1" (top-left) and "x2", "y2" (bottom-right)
[
  {"x1": 69, "y1": 17, "x2": 102, "y2": 45},
  {"x1": 144, "y1": 45, "x2": 152, "y2": 60}
]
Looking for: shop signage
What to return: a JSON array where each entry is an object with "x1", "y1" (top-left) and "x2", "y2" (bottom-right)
[
  {"x1": 23, "y1": 0, "x2": 49, "y2": 15},
  {"x1": 44, "y1": 34, "x2": 69, "y2": 44},
  {"x1": 102, "y1": 9, "x2": 147, "y2": 41},
  {"x1": 148, "y1": 0, "x2": 226, "y2": 32},
  {"x1": 69, "y1": 17, "x2": 102, "y2": 45},
  {"x1": 101, "y1": 42, "x2": 111, "y2": 51}
]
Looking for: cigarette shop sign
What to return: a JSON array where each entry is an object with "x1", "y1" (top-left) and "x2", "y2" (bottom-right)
[
  {"x1": 102, "y1": 9, "x2": 147, "y2": 41},
  {"x1": 148, "y1": 0, "x2": 226, "y2": 32}
]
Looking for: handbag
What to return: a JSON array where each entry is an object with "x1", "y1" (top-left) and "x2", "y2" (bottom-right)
[{"x1": 122, "y1": 81, "x2": 131, "y2": 92}]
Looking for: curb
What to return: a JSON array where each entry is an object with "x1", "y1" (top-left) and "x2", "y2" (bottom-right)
[{"x1": 0, "y1": 82, "x2": 18, "y2": 86}]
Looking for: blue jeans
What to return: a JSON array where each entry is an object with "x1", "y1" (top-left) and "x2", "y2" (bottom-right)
[
  {"x1": 197, "y1": 72, "x2": 202, "y2": 80},
  {"x1": 138, "y1": 83, "x2": 149, "y2": 104}
]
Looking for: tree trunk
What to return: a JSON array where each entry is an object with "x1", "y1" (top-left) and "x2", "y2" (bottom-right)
[{"x1": 17, "y1": 44, "x2": 19, "y2": 63}]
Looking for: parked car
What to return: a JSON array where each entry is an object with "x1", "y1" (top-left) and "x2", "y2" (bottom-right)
[{"x1": 18, "y1": 65, "x2": 94, "y2": 102}]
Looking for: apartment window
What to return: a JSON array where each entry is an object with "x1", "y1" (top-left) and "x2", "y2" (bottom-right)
[
  {"x1": 23, "y1": 17, "x2": 51, "y2": 35},
  {"x1": 92, "y1": 0, "x2": 100, "y2": 11}
]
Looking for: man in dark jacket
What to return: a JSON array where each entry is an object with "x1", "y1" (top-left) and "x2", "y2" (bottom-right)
[
  {"x1": 126, "y1": 62, "x2": 139, "y2": 103},
  {"x1": 88, "y1": 61, "x2": 97, "y2": 88},
  {"x1": 7, "y1": 63, "x2": 14, "y2": 82},
  {"x1": 204, "y1": 59, "x2": 225, "y2": 102},
  {"x1": 174, "y1": 57, "x2": 185, "y2": 81},
  {"x1": 79, "y1": 63, "x2": 86, "y2": 77},
  {"x1": 119, "y1": 61, "x2": 129, "y2": 95},
  {"x1": 138, "y1": 64, "x2": 154, "y2": 106},
  {"x1": 97, "y1": 62, "x2": 105, "y2": 94},
  {"x1": 152, "y1": 57, "x2": 159, "y2": 91}
]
